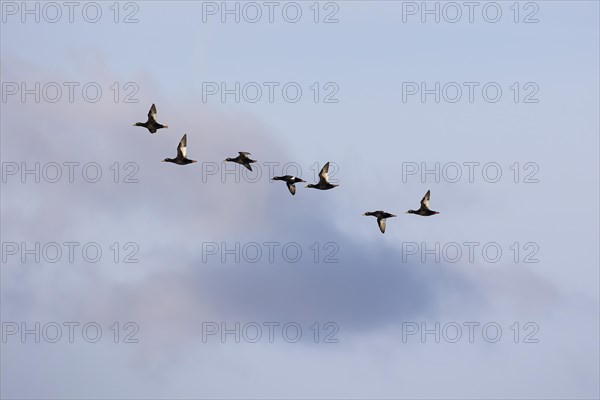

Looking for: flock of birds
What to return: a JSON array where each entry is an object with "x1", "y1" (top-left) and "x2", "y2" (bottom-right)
[{"x1": 134, "y1": 104, "x2": 440, "y2": 234}]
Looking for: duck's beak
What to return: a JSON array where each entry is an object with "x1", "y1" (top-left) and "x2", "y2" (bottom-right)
[
  {"x1": 192, "y1": 160, "x2": 197, "y2": 163},
  {"x1": 391, "y1": 214, "x2": 397, "y2": 217},
  {"x1": 404, "y1": 211, "x2": 410, "y2": 214}
]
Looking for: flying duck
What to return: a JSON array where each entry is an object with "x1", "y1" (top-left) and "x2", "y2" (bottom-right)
[
  {"x1": 273, "y1": 175, "x2": 306, "y2": 195},
  {"x1": 134, "y1": 103, "x2": 168, "y2": 134},
  {"x1": 406, "y1": 190, "x2": 439, "y2": 216},
  {"x1": 225, "y1": 152, "x2": 256, "y2": 171},
  {"x1": 306, "y1": 162, "x2": 338, "y2": 190},
  {"x1": 162, "y1": 134, "x2": 197, "y2": 165},
  {"x1": 363, "y1": 211, "x2": 397, "y2": 233}
]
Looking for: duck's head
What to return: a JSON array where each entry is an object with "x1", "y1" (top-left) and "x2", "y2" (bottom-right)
[
  {"x1": 305, "y1": 184, "x2": 315, "y2": 188},
  {"x1": 162, "y1": 158, "x2": 171, "y2": 163},
  {"x1": 225, "y1": 157, "x2": 233, "y2": 162},
  {"x1": 406, "y1": 210, "x2": 415, "y2": 214},
  {"x1": 133, "y1": 122, "x2": 144, "y2": 127},
  {"x1": 363, "y1": 212, "x2": 372, "y2": 216}
]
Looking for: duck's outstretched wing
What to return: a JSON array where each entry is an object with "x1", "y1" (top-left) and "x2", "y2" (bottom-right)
[
  {"x1": 177, "y1": 134, "x2": 187, "y2": 158},
  {"x1": 286, "y1": 182, "x2": 296, "y2": 195},
  {"x1": 420, "y1": 190, "x2": 431, "y2": 210},
  {"x1": 148, "y1": 103, "x2": 158, "y2": 122},
  {"x1": 377, "y1": 218, "x2": 386, "y2": 234},
  {"x1": 319, "y1": 162, "x2": 330, "y2": 184}
]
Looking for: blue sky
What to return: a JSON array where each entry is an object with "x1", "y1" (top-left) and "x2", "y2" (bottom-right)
[{"x1": 1, "y1": 1, "x2": 599, "y2": 398}]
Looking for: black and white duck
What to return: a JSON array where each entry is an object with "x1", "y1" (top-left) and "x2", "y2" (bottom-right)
[
  {"x1": 225, "y1": 152, "x2": 256, "y2": 171},
  {"x1": 406, "y1": 190, "x2": 439, "y2": 216},
  {"x1": 134, "y1": 103, "x2": 168, "y2": 134},
  {"x1": 162, "y1": 134, "x2": 197, "y2": 165},
  {"x1": 363, "y1": 211, "x2": 397, "y2": 234},
  {"x1": 306, "y1": 162, "x2": 338, "y2": 190},
  {"x1": 273, "y1": 175, "x2": 306, "y2": 195}
]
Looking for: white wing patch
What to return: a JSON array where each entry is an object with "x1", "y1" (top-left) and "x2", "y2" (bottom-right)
[
  {"x1": 320, "y1": 162, "x2": 330, "y2": 183},
  {"x1": 287, "y1": 182, "x2": 296, "y2": 195},
  {"x1": 378, "y1": 218, "x2": 386, "y2": 233},
  {"x1": 178, "y1": 135, "x2": 187, "y2": 158},
  {"x1": 421, "y1": 191, "x2": 431, "y2": 209},
  {"x1": 148, "y1": 104, "x2": 158, "y2": 122}
]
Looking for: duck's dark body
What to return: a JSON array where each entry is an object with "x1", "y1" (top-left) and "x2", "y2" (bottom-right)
[
  {"x1": 273, "y1": 175, "x2": 306, "y2": 195},
  {"x1": 307, "y1": 181, "x2": 338, "y2": 190},
  {"x1": 363, "y1": 211, "x2": 396, "y2": 233},
  {"x1": 306, "y1": 162, "x2": 338, "y2": 190},
  {"x1": 407, "y1": 190, "x2": 439, "y2": 216},
  {"x1": 134, "y1": 103, "x2": 168, "y2": 134},
  {"x1": 407, "y1": 209, "x2": 438, "y2": 216},
  {"x1": 226, "y1": 152, "x2": 256, "y2": 171},
  {"x1": 164, "y1": 157, "x2": 196, "y2": 166}
]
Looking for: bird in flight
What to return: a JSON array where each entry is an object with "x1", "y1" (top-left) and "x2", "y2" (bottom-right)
[
  {"x1": 363, "y1": 211, "x2": 396, "y2": 233},
  {"x1": 306, "y1": 162, "x2": 338, "y2": 190},
  {"x1": 133, "y1": 103, "x2": 168, "y2": 134},
  {"x1": 406, "y1": 190, "x2": 439, "y2": 216},
  {"x1": 162, "y1": 134, "x2": 197, "y2": 165},
  {"x1": 272, "y1": 175, "x2": 306, "y2": 195},
  {"x1": 225, "y1": 152, "x2": 256, "y2": 171}
]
